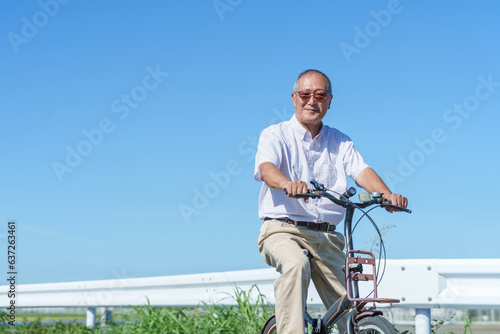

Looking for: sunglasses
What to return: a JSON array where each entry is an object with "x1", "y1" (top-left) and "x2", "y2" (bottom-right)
[{"x1": 294, "y1": 90, "x2": 330, "y2": 102}]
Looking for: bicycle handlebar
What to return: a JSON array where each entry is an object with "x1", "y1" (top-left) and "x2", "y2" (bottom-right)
[{"x1": 289, "y1": 189, "x2": 412, "y2": 213}]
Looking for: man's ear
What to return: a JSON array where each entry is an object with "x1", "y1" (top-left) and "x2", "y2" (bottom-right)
[
  {"x1": 327, "y1": 95, "x2": 332, "y2": 109},
  {"x1": 291, "y1": 92, "x2": 297, "y2": 108}
]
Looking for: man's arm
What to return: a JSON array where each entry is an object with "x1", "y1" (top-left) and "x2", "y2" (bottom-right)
[
  {"x1": 355, "y1": 167, "x2": 408, "y2": 212},
  {"x1": 259, "y1": 162, "x2": 309, "y2": 202}
]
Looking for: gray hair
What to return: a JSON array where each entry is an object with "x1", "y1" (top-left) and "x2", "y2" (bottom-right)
[{"x1": 293, "y1": 69, "x2": 332, "y2": 94}]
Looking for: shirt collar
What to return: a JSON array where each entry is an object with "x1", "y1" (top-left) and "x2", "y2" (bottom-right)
[{"x1": 290, "y1": 114, "x2": 324, "y2": 141}]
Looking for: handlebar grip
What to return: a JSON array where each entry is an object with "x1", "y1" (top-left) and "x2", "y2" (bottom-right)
[
  {"x1": 388, "y1": 204, "x2": 412, "y2": 213},
  {"x1": 293, "y1": 193, "x2": 319, "y2": 198},
  {"x1": 284, "y1": 189, "x2": 319, "y2": 198}
]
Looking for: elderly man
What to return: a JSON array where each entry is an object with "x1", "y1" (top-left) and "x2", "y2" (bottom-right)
[{"x1": 255, "y1": 69, "x2": 407, "y2": 334}]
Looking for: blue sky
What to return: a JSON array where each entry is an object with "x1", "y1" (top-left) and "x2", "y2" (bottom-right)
[{"x1": 1, "y1": 1, "x2": 499, "y2": 284}]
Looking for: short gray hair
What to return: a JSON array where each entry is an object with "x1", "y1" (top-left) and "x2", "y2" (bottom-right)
[{"x1": 293, "y1": 69, "x2": 332, "y2": 94}]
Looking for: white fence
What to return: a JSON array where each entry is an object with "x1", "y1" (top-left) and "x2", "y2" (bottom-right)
[{"x1": 1, "y1": 259, "x2": 499, "y2": 333}]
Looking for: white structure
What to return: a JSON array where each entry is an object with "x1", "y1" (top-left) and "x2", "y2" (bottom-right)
[{"x1": 1, "y1": 259, "x2": 499, "y2": 333}]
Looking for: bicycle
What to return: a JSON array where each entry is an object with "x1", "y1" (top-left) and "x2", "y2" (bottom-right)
[{"x1": 261, "y1": 180, "x2": 411, "y2": 334}]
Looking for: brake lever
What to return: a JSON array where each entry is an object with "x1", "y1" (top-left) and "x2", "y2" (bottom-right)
[{"x1": 310, "y1": 180, "x2": 325, "y2": 191}]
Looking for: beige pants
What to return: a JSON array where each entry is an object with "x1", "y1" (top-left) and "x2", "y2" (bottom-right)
[{"x1": 258, "y1": 219, "x2": 347, "y2": 334}]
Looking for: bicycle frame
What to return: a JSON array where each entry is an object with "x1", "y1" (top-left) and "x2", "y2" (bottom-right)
[
  {"x1": 261, "y1": 185, "x2": 410, "y2": 334},
  {"x1": 344, "y1": 200, "x2": 399, "y2": 305},
  {"x1": 305, "y1": 192, "x2": 401, "y2": 333}
]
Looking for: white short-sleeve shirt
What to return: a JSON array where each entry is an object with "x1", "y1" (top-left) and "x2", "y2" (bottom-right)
[{"x1": 254, "y1": 115, "x2": 369, "y2": 225}]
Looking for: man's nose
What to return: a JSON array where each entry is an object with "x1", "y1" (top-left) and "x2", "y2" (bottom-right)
[{"x1": 307, "y1": 95, "x2": 317, "y2": 105}]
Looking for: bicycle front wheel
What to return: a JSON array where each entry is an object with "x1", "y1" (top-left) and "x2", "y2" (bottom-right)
[
  {"x1": 261, "y1": 315, "x2": 277, "y2": 334},
  {"x1": 355, "y1": 316, "x2": 397, "y2": 334}
]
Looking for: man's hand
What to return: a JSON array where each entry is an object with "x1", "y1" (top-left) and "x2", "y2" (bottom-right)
[
  {"x1": 260, "y1": 162, "x2": 311, "y2": 202},
  {"x1": 283, "y1": 180, "x2": 309, "y2": 203},
  {"x1": 383, "y1": 193, "x2": 408, "y2": 213},
  {"x1": 356, "y1": 168, "x2": 408, "y2": 213}
]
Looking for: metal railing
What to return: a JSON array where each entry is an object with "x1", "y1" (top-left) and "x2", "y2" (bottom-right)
[{"x1": 1, "y1": 259, "x2": 499, "y2": 333}]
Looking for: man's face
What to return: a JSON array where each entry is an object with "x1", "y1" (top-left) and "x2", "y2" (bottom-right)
[{"x1": 292, "y1": 74, "x2": 332, "y2": 129}]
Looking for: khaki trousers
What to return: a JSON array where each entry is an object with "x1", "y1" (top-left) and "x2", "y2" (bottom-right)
[{"x1": 258, "y1": 219, "x2": 347, "y2": 334}]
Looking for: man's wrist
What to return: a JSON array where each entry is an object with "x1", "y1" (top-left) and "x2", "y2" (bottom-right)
[
  {"x1": 382, "y1": 192, "x2": 393, "y2": 199},
  {"x1": 280, "y1": 180, "x2": 291, "y2": 190}
]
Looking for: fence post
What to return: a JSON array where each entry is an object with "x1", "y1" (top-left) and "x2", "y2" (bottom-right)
[
  {"x1": 105, "y1": 309, "x2": 113, "y2": 324},
  {"x1": 415, "y1": 308, "x2": 431, "y2": 334},
  {"x1": 86, "y1": 307, "x2": 96, "y2": 328},
  {"x1": 99, "y1": 308, "x2": 112, "y2": 325}
]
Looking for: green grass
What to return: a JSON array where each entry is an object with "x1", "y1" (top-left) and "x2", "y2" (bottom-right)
[
  {"x1": 463, "y1": 314, "x2": 473, "y2": 334},
  {"x1": 0, "y1": 285, "x2": 274, "y2": 334},
  {"x1": 114, "y1": 284, "x2": 273, "y2": 334},
  {"x1": 0, "y1": 288, "x2": 483, "y2": 334}
]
